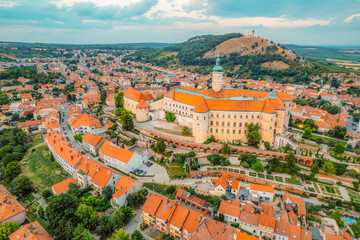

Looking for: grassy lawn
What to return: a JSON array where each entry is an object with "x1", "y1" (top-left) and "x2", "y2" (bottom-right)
[
  {"x1": 299, "y1": 142, "x2": 321, "y2": 154},
  {"x1": 275, "y1": 176, "x2": 283, "y2": 182},
  {"x1": 26, "y1": 212, "x2": 49, "y2": 231},
  {"x1": 308, "y1": 187, "x2": 316, "y2": 192},
  {"x1": 249, "y1": 172, "x2": 256, "y2": 177},
  {"x1": 240, "y1": 171, "x2": 245, "y2": 174},
  {"x1": 266, "y1": 175, "x2": 274, "y2": 180},
  {"x1": 20, "y1": 144, "x2": 69, "y2": 193},
  {"x1": 325, "y1": 186, "x2": 335, "y2": 194},
  {"x1": 313, "y1": 183, "x2": 320, "y2": 193},
  {"x1": 165, "y1": 162, "x2": 188, "y2": 179},
  {"x1": 285, "y1": 176, "x2": 301, "y2": 185},
  {"x1": 143, "y1": 183, "x2": 178, "y2": 198},
  {"x1": 258, "y1": 173, "x2": 265, "y2": 179},
  {"x1": 309, "y1": 135, "x2": 346, "y2": 147}
]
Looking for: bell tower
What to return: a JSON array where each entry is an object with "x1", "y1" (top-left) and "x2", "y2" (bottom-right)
[{"x1": 212, "y1": 53, "x2": 223, "y2": 92}]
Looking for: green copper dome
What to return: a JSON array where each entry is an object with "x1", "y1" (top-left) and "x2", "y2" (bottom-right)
[{"x1": 212, "y1": 53, "x2": 223, "y2": 73}]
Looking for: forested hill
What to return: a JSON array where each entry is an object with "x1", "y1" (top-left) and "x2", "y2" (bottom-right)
[{"x1": 127, "y1": 33, "x2": 357, "y2": 85}]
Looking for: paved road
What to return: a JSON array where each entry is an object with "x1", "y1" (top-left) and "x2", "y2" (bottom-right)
[{"x1": 60, "y1": 104, "x2": 100, "y2": 162}]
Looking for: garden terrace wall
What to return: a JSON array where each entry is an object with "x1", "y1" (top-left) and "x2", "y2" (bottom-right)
[{"x1": 136, "y1": 126, "x2": 314, "y2": 165}]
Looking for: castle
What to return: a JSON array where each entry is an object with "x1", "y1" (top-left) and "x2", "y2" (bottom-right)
[{"x1": 124, "y1": 54, "x2": 292, "y2": 145}]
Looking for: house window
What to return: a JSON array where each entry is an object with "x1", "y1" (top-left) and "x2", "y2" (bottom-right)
[
  {"x1": 233, "y1": 130, "x2": 235, "y2": 134},
  {"x1": 227, "y1": 129, "x2": 229, "y2": 134},
  {"x1": 216, "y1": 129, "x2": 218, "y2": 133},
  {"x1": 210, "y1": 121, "x2": 213, "y2": 126},
  {"x1": 233, "y1": 122, "x2": 236, "y2": 127},
  {"x1": 239, "y1": 130, "x2": 241, "y2": 134},
  {"x1": 210, "y1": 128, "x2": 213, "y2": 133},
  {"x1": 222, "y1": 122, "x2": 224, "y2": 126},
  {"x1": 227, "y1": 122, "x2": 230, "y2": 127}
]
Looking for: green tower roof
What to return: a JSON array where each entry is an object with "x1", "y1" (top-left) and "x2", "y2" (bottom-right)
[{"x1": 212, "y1": 53, "x2": 223, "y2": 73}]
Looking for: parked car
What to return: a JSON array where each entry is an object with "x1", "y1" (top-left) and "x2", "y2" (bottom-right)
[
  {"x1": 146, "y1": 162, "x2": 153, "y2": 167},
  {"x1": 138, "y1": 170, "x2": 143, "y2": 174},
  {"x1": 39, "y1": 140, "x2": 44, "y2": 143},
  {"x1": 63, "y1": 127, "x2": 65, "y2": 130},
  {"x1": 142, "y1": 171, "x2": 147, "y2": 175},
  {"x1": 228, "y1": 194, "x2": 236, "y2": 199},
  {"x1": 134, "y1": 169, "x2": 140, "y2": 173},
  {"x1": 195, "y1": 175, "x2": 203, "y2": 179}
]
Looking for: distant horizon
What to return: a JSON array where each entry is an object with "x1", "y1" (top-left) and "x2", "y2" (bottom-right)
[
  {"x1": 1, "y1": 39, "x2": 360, "y2": 49},
  {"x1": 0, "y1": 0, "x2": 359, "y2": 46}
]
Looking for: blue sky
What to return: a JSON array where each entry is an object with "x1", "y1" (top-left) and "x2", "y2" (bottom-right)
[{"x1": 0, "y1": 0, "x2": 359, "y2": 45}]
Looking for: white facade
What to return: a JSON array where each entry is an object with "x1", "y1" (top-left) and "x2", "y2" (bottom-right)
[{"x1": 99, "y1": 149, "x2": 144, "y2": 173}]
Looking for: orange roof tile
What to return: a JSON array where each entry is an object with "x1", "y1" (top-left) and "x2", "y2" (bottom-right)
[
  {"x1": 0, "y1": 185, "x2": 25, "y2": 223},
  {"x1": 82, "y1": 133, "x2": 105, "y2": 147},
  {"x1": 219, "y1": 200, "x2": 241, "y2": 218},
  {"x1": 51, "y1": 177, "x2": 76, "y2": 195},
  {"x1": 9, "y1": 221, "x2": 53, "y2": 240},
  {"x1": 142, "y1": 193, "x2": 163, "y2": 216},
  {"x1": 99, "y1": 141, "x2": 134, "y2": 164},
  {"x1": 250, "y1": 183, "x2": 274, "y2": 193},
  {"x1": 136, "y1": 99, "x2": 150, "y2": 109},
  {"x1": 90, "y1": 166, "x2": 118, "y2": 188},
  {"x1": 169, "y1": 204, "x2": 189, "y2": 229}
]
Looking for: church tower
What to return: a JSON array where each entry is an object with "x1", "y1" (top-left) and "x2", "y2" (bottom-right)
[{"x1": 212, "y1": 53, "x2": 223, "y2": 92}]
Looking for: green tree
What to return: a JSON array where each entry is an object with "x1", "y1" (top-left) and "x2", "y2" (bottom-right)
[
  {"x1": 321, "y1": 161, "x2": 336, "y2": 175},
  {"x1": 111, "y1": 229, "x2": 130, "y2": 240},
  {"x1": 5, "y1": 161, "x2": 21, "y2": 182},
  {"x1": 165, "y1": 111, "x2": 176, "y2": 122},
  {"x1": 102, "y1": 186, "x2": 114, "y2": 202},
  {"x1": 333, "y1": 143, "x2": 345, "y2": 154},
  {"x1": 46, "y1": 193, "x2": 78, "y2": 233},
  {"x1": 332, "y1": 126, "x2": 347, "y2": 139},
  {"x1": 166, "y1": 185, "x2": 176, "y2": 194},
  {"x1": 155, "y1": 138, "x2": 166, "y2": 153},
  {"x1": 120, "y1": 206, "x2": 133, "y2": 224},
  {"x1": 285, "y1": 151, "x2": 296, "y2": 167},
  {"x1": 72, "y1": 224, "x2": 95, "y2": 240},
  {"x1": 99, "y1": 215, "x2": 112, "y2": 237},
  {"x1": 110, "y1": 209, "x2": 125, "y2": 231},
  {"x1": 115, "y1": 92, "x2": 124, "y2": 108},
  {"x1": 221, "y1": 143, "x2": 231, "y2": 155},
  {"x1": 264, "y1": 141, "x2": 270, "y2": 150},
  {"x1": 75, "y1": 204, "x2": 99, "y2": 230},
  {"x1": 11, "y1": 176, "x2": 33, "y2": 196},
  {"x1": 182, "y1": 126, "x2": 192, "y2": 136},
  {"x1": 330, "y1": 79, "x2": 340, "y2": 89},
  {"x1": 331, "y1": 209, "x2": 344, "y2": 228},
  {"x1": 302, "y1": 127, "x2": 312, "y2": 139},
  {"x1": 53, "y1": 219, "x2": 74, "y2": 240},
  {"x1": 74, "y1": 133, "x2": 82, "y2": 142},
  {"x1": 131, "y1": 230, "x2": 143, "y2": 240},
  {"x1": 0, "y1": 222, "x2": 20, "y2": 240},
  {"x1": 121, "y1": 111, "x2": 134, "y2": 131},
  {"x1": 304, "y1": 119, "x2": 318, "y2": 131},
  {"x1": 251, "y1": 160, "x2": 263, "y2": 172},
  {"x1": 353, "y1": 181, "x2": 359, "y2": 190},
  {"x1": 310, "y1": 163, "x2": 319, "y2": 175},
  {"x1": 0, "y1": 92, "x2": 10, "y2": 106},
  {"x1": 246, "y1": 123, "x2": 261, "y2": 146}
]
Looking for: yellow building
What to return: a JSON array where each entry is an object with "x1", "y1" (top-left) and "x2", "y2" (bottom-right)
[{"x1": 160, "y1": 55, "x2": 292, "y2": 144}]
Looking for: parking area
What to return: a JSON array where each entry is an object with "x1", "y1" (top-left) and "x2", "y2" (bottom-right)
[{"x1": 135, "y1": 162, "x2": 170, "y2": 183}]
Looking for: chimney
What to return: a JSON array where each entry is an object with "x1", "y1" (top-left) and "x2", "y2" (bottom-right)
[
  {"x1": 71, "y1": 155, "x2": 74, "y2": 160},
  {"x1": 223, "y1": 224, "x2": 226, "y2": 233},
  {"x1": 60, "y1": 147, "x2": 63, "y2": 152}
]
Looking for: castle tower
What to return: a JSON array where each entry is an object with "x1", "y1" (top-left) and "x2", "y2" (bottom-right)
[{"x1": 212, "y1": 53, "x2": 224, "y2": 92}]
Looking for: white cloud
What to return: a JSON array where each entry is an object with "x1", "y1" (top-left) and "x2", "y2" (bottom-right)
[
  {"x1": 345, "y1": 14, "x2": 360, "y2": 22},
  {"x1": 173, "y1": 16, "x2": 330, "y2": 30},
  {"x1": 0, "y1": 1, "x2": 20, "y2": 7},
  {"x1": 144, "y1": 0, "x2": 208, "y2": 20},
  {"x1": 144, "y1": 0, "x2": 329, "y2": 29},
  {"x1": 82, "y1": 19, "x2": 106, "y2": 24},
  {"x1": 53, "y1": 0, "x2": 142, "y2": 8}
]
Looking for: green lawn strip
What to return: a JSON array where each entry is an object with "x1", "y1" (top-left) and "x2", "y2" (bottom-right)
[
  {"x1": 266, "y1": 175, "x2": 274, "y2": 180},
  {"x1": 275, "y1": 176, "x2": 283, "y2": 182},
  {"x1": 308, "y1": 187, "x2": 316, "y2": 193},
  {"x1": 258, "y1": 173, "x2": 265, "y2": 179},
  {"x1": 249, "y1": 172, "x2": 256, "y2": 177},
  {"x1": 143, "y1": 183, "x2": 178, "y2": 198},
  {"x1": 26, "y1": 212, "x2": 49, "y2": 231},
  {"x1": 20, "y1": 145, "x2": 69, "y2": 193},
  {"x1": 313, "y1": 183, "x2": 320, "y2": 193},
  {"x1": 285, "y1": 176, "x2": 301, "y2": 185}
]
